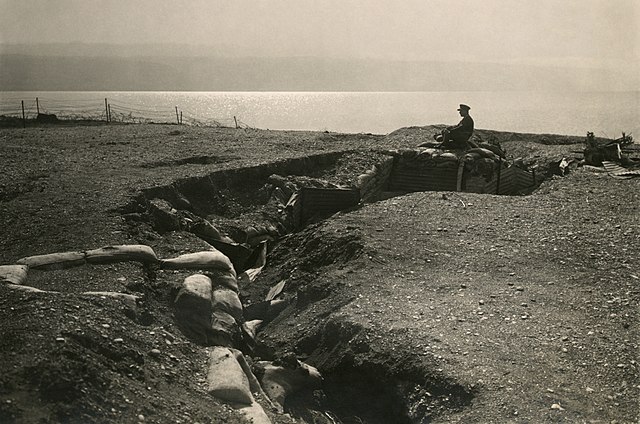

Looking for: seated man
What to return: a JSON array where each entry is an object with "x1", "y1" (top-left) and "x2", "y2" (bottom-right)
[{"x1": 434, "y1": 104, "x2": 475, "y2": 149}]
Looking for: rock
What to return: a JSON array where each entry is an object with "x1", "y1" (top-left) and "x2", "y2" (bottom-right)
[
  {"x1": 265, "y1": 280, "x2": 286, "y2": 301},
  {"x1": 85, "y1": 245, "x2": 158, "y2": 265},
  {"x1": 550, "y1": 403, "x2": 565, "y2": 411},
  {"x1": 149, "y1": 349, "x2": 161, "y2": 357},
  {"x1": 148, "y1": 198, "x2": 180, "y2": 232},
  {"x1": 161, "y1": 250, "x2": 236, "y2": 276},
  {"x1": 0, "y1": 265, "x2": 29, "y2": 285},
  {"x1": 17, "y1": 251, "x2": 86, "y2": 271},
  {"x1": 207, "y1": 347, "x2": 253, "y2": 405},
  {"x1": 212, "y1": 288, "x2": 244, "y2": 321},
  {"x1": 190, "y1": 219, "x2": 225, "y2": 241}
]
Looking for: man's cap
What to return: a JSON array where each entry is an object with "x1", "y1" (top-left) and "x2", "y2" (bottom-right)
[{"x1": 457, "y1": 104, "x2": 471, "y2": 111}]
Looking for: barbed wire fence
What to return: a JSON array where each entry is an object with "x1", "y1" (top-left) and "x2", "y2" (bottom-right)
[{"x1": 0, "y1": 95, "x2": 251, "y2": 129}]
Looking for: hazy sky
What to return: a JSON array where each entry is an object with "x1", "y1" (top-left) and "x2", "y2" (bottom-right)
[{"x1": 1, "y1": 0, "x2": 638, "y2": 69}]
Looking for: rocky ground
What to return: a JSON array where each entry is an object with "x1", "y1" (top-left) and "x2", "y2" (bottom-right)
[{"x1": 0, "y1": 122, "x2": 638, "y2": 423}]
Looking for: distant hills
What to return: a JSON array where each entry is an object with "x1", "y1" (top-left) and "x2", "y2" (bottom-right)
[{"x1": 1, "y1": 43, "x2": 637, "y2": 91}]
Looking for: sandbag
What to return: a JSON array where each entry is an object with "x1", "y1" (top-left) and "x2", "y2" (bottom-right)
[
  {"x1": 17, "y1": 251, "x2": 86, "y2": 271},
  {"x1": 181, "y1": 274, "x2": 213, "y2": 300},
  {"x1": 212, "y1": 287, "x2": 243, "y2": 321},
  {"x1": 173, "y1": 274, "x2": 213, "y2": 344},
  {"x1": 231, "y1": 348, "x2": 273, "y2": 408},
  {"x1": 211, "y1": 310, "x2": 240, "y2": 347},
  {"x1": 463, "y1": 152, "x2": 482, "y2": 162},
  {"x1": 82, "y1": 291, "x2": 140, "y2": 308},
  {"x1": 437, "y1": 152, "x2": 458, "y2": 161},
  {"x1": 207, "y1": 347, "x2": 253, "y2": 405},
  {"x1": 209, "y1": 239, "x2": 252, "y2": 273},
  {"x1": 253, "y1": 358, "x2": 323, "y2": 412},
  {"x1": 237, "y1": 403, "x2": 272, "y2": 424},
  {"x1": 0, "y1": 265, "x2": 28, "y2": 285},
  {"x1": 208, "y1": 269, "x2": 239, "y2": 292},
  {"x1": 85, "y1": 245, "x2": 158, "y2": 265},
  {"x1": 4, "y1": 284, "x2": 50, "y2": 293},
  {"x1": 477, "y1": 142, "x2": 506, "y2": 158},
  {"x1": 161, "y1": 250, "x2": 235, "y2": 276},
  {"x1": 466, "y1": 147, "x2": 498, "y2": 160}
]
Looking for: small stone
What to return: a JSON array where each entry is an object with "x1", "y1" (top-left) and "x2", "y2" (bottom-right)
[
  {"x1": 550, "y1": 403, "x2": 564, "y2": 411},
  {"x1": 515, "y1": 286, "x2": 524, "y2": 291},
  {"x1": 114, "y1": 338, "x2": 124, "y2": 343},
  {"x1": 56, "y1": 337, "x2": 65, "y2": 343},
  {"x1": 479, "y1": 300, "x2": 485, "y2": 305},
  {"x1": 102, "y1": 324, "x2": 110, "y2": 329},
  {"x1": 138, "y1": 414, "x2": 145, "y2": 421},
  {"x1": 586, "y1": 387, "x2": 595, "y2": 393},
  {"x1": 149, "y1": 349, "x2": 161, "y2": 357}
]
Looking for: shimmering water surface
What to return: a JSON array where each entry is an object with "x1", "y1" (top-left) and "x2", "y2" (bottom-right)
[{"x1": 1, "y1": 91, "x2": 637, "y2": 137}]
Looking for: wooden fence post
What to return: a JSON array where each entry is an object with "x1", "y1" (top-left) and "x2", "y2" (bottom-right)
[
  {"x1": 108, "y1": 104, "x2": 112, "y2": 123},
  {"x1": 105, "y1": 98, "x2": 109, "y2": 123},
  {"x1": 234, "y1": 116, "x2": 238, "y2": 129},
  {"x1": 175, "y1": 106, "x2": 180, "y2": 125},
  {"x1": 496, "y1": 157, "x2": 502, "y2": 194},
  {"x1": 180, "y1": 111, "x2": 183, "y2": 125},
  {"x1": 21, "y1": 100, "x2": 26, "y2": 128},
  {"x1": 36, "y1": 97, "x2": 39, "y2": 115}
]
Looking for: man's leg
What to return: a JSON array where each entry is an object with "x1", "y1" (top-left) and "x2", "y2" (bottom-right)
[{"x1": 439, "y1": 129, "x2": 451, "y2": 148}]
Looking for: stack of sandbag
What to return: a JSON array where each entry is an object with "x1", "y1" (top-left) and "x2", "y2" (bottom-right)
[
  {"x1": 393, "y1": 148, "x2": 460, "y2": 170},
  {"x1": 355, "y1": 157, "x2": 394, "y2": 202},
  {"x1": 169, "y1": 247, "x2": 245, "y2": 347},
  {"x1": 462, "y1": 148, "x2": 502, "y2": 180}
]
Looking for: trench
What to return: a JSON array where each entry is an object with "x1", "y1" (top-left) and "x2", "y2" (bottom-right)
[{"x1": 119, "y1": 149, "x2": 541, "y2": 423}]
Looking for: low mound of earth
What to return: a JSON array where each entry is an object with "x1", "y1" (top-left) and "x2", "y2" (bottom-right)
[{"x1": 0, "y1": 124, "x2": 638, "y2": 423}]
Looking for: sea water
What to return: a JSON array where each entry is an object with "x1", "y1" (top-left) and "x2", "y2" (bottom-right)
[{"x1": 1, "y1": 91, "x2": 637, "y2": 138}]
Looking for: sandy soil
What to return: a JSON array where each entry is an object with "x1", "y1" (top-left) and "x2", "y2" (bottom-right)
[{"x1": 0, "y1": 123, "x2": 638, "y2": 423}]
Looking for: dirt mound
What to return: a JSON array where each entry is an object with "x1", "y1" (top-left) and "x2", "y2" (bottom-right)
[{"x1": 1, "y1": 124, "x2": 638, "y2": 423}]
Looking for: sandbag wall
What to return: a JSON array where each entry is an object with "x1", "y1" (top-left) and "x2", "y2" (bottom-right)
[
  {"x1": 388, "y1": 149, "x2": 461, "y2": 192},
  {"x1": 387, "y1": 148, "x2": 537, "y2": 195},
  {"x1": 356, "y1": 156, "x2": 395, "y2": 202}
]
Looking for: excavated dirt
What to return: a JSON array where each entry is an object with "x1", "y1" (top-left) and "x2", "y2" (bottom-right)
[{"x1": 0, "y1": 123, "x2": 638, "y2": 423}]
